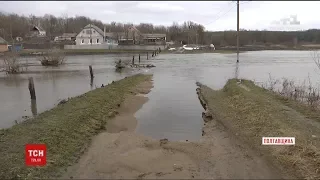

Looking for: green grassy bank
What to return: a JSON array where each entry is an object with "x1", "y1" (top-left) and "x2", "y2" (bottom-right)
[
  {"x1": 0, "y1": 74, "x2": 152, "y2": 180},
  {"x1": 199, "y1": 79, "x2": 320, "y2": 179}
]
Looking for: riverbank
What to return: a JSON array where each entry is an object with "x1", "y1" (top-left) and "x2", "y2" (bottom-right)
[
  {"x1": 0, "y1": 74, "x2": 153, "y2": 180},
  {"x1": 17, "y1": 49, "x2": 156, "y2": 57},
  {"x1": 3, "y1": 46, "x2": 319, "y2": 57},
  {"x1": 18, "y1": 49, "x2": 236, "y2": 56},
  {"x1": 198, "y1": 79, "x2": 320, "y2": 179}
]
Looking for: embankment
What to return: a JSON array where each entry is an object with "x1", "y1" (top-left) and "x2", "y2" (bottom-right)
[
  {"x1": 197, "y1": 79, "x2": 320, "y2": 179},
  {"x1": 0, "y1": 74, "x2": 153, "y2": 180},
  {"x1": 18, "y1": 49, "x2": 157, "y2": 57},
  {"x1": 62, "y1": 80, "x2": 288, "y2": 179}
]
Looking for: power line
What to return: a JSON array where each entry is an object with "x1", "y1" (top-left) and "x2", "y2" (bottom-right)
[
  {"x1": 206, "y1": 1, "x2": 250, "y2": 26},
  {"x1": 206, "y1": 2, "x2": 237, "y2": 26},
  {"x1": 210, "y1": 1, "x2": 234, "y2": 19}
]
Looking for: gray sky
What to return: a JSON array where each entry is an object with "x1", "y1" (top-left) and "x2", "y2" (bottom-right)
[{"x1": 1, "y1": 1, "x2": 320, "y2": 31}]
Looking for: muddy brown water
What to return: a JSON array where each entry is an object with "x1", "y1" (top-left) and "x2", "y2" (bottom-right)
[{"x1": 1, "y1": 51, "x2": 320, "y2": 142}]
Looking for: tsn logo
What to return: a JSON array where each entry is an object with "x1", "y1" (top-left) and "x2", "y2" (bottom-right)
[{"x1": 25, "y1": 144, "x2": 47, "y2": 166}]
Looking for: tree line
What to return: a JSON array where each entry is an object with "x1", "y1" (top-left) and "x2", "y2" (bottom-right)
[{"x1": 1, "y1": 12, "x2": 320, "y2": 46}]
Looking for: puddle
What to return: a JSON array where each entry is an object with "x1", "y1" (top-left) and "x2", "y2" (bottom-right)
[{"x1": 135, "y1": 70, "x2": 204, "y2": 141}]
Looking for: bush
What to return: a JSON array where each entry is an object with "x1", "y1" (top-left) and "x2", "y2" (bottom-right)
[{"x1": 39, "y1": 48, "x2": 66, "y2": 66}]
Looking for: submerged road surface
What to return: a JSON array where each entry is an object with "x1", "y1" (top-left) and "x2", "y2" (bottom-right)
[{"x1": 62, "y1": 77, "x2": 289, "y2": 179}]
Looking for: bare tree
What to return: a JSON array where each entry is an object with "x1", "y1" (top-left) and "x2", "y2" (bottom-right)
[
  {"x1": 61, "y1": 13, "x2": 68, "y2": 33},
  {"x1": 2, "y1": 52, "x2": 21, "y2": 74},
  {"x1": 1, "y1": 19, "x2": 23, "y2": 74}
]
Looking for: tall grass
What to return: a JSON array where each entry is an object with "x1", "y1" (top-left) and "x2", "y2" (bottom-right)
[
  {"x1": 259, "y1": 75, "x2": 320, "y2": 109},
  {"x1": 257, "y1": 51, "x2": 320, "y2": 109}
]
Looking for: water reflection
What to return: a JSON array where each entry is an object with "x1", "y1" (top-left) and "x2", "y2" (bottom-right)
[
  {"x1": 31, "y1": 99, "x2": 37, "y2": 116},
  {"x1": 135, "y1": 51, "x2": 320, "y2": 141},
  {"x1": 135, "y1": 70, "x2": 203, "y2": 141},
  {"x1": 0, "y1": 54, "x2": 139, "y2": 129},
  {"x1": 1, "y1": 51, "x2": 320, "y2": 133},
  {"x1": 235, "y1": 62, "x2": 240, "y2": 79},
  {"x1": 90, "y1": 78, "x2": 94, "y2": 90}
]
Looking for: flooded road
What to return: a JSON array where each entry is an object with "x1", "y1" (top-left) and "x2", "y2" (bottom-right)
[
  {"x1": 0, "y1": 54, "x2": 141, "y2": 128},
  {"x1": 136, "y1": 50, "x2": 320, "y2": 141},
  {"x1": 1, "y1": 50, "x2": 319, "y2": 141}
]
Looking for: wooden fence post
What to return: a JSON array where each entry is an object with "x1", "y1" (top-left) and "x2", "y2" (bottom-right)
[
  {"x1": 139, "y1": 54, "x2": 140, "y2": 64},
  {"x1": 89, "y1": 65, "x2": 94, "y2": 79},
  {"x1": 28, "y1": 77, "x2": 36, "y2": 100},
  {"x1": 132, "y1": 56, "x2": 135, "y2": 65}
]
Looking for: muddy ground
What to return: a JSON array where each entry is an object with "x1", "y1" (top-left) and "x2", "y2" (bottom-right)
[{"x1": 62, "y1": 79, "x2": 290, "y2": 179}]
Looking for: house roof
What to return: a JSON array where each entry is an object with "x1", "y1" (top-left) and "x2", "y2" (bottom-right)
[
  {"x1": 128, "y1": 26, "x2": 141, "y2": 34},
  {"x1": 62, "y1": 33, "x2": 77, "y2": 38},
  {"x1": 102, "y1": 31, "x2": 166, "y2": 40},
  {"x1": 32, "y1": 25, "x2": 45, "y2": 32},
  {"x1": 0, "y1": 37, "x2": 7, "y2": 44},
  {"x1": 143, "y1": 34, "x2": 166, "y2": 38},
  {"x1": 83, "y1": 24, "x2": 104, "y2": 36}
]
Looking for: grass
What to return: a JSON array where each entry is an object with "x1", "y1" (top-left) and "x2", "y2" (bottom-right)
[
  {"x1": 261, "y1": 77, "x2": 320, "y2": 123},
  {"x1": 0, "y1": 74, "x2": 152, "y2": 180},
  {"x1": 199, "y1": 79, "x2": 320, "y2": 179}
]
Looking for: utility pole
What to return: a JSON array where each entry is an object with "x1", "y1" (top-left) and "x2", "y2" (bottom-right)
[
  {"x1": 187, "y1": 32, "x2": 189, "y2": 45},
  {"x1": 236, "y1": 0, "x2": 239, "y2": 63},
  {"x1": 103, "y1": 26, "x2": 106, "y2": 43},
  {"x1": 196, "y1": 33, "x2": 198, "y2": 45},
  {"x1": 90, "y1": 24, "x2": 92, "y2": 46}
]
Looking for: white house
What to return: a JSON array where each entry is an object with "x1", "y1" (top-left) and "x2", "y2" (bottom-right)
[{"x1": 75, "y1": 24, "x2": 104, "y2": 45}]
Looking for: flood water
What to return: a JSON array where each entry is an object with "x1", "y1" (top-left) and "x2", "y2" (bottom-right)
[{"x1": 1, "y1": 50, "x2": 320, "y2": 141}]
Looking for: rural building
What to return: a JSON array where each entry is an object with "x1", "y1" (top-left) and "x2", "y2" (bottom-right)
[
  {"x1": 23, "y1": 36, "x2": 52, "y2": 49},
  {"x1": 75, "y1": 24, "x2": 167, "y2": 46},
  {"x1": 26, "y1": 25, "x2": 46, "y2": 37},
  {"x1": 118, "y1": 26, "x2": 143, "y2": 45},
  {"x1": 54, "y1": 33, "x2": 77, "y2": 42},
  {"x1": 105, "y1": 26, "x2": 166, "y2": 45},
  {"x1": 142, "y1": 34, "x2": 166, "y2": 45},
  {"x1": 99, "y1": 26, "x2": 143, "y2": 45},
  {"x1": 103, "y1": 33, "x2": 116, "y2": 44},
  {"x1": 75, "y1": 24, "x2": 105, "y2": 45},
  {"x1": 0, "y1": 37, "x2": 8, "y2": 52},
  {"x1": 8, "y1": 44, "x2": 23, "y2": 52}
]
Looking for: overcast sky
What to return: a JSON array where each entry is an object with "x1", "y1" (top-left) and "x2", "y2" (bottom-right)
[{"x1": 1, "y1": 1, "x2": 320, "y2": 31}]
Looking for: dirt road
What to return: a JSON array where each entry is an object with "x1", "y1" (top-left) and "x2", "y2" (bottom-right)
[{"x1": 62, "y1": 79, "x2": 287, "y2": 179}]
